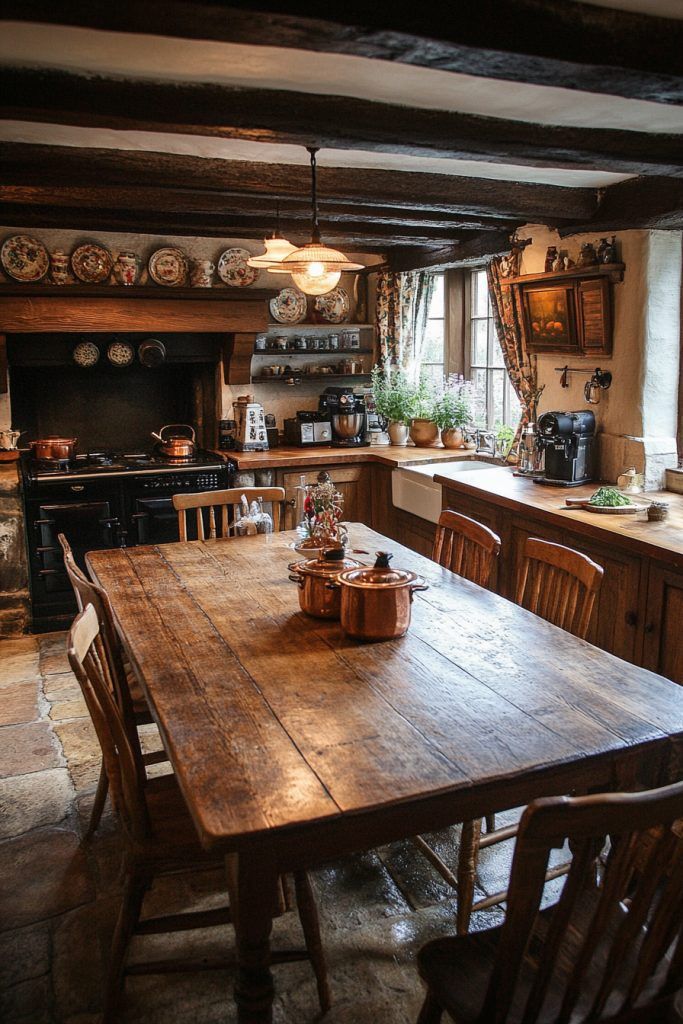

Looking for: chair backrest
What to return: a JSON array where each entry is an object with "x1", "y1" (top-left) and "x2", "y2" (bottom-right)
[
  {"x1": 516, "y1": 537, "x2": 604, "y2": 639},
  {"x1": 432, "y1": 509, "x2": 501, "y2": 589},
  {"x1": 479, "y1": 779, "x2": 683, "y2": 1024},
  {"x1": 67, "y1": 604, "x2": 150, "y2": 844},
  {"x1": 172, "y1": 486, "x2": 286, "y2": 541},
  {"x1": 58, "y1": 533, "x2": 141, "y2": 763}
]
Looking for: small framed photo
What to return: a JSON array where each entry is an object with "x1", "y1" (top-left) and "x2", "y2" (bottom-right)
[{"x1": 343, "y1": 330, "x2": 360, "y2": 350}]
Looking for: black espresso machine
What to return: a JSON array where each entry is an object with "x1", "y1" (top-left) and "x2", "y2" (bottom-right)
[
  {"x1": 535, "y1": 410, "x2": 596, "y2": 486},
  {"x1": 320, "y1": 387, "x2": 369, "y2": 447}
]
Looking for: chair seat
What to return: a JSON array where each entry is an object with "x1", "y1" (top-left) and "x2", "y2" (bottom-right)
[
  {"x1": 135, "y1": 775, "x2": 221, "y2": 867},
  {"x1": 418, "y1": 895, "x2": 671, "y2": 1023}
]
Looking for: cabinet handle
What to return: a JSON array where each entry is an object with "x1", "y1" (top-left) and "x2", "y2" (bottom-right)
[
  {"x1": 644, "y1": 623, "x2": 656, "y2": 634},
  {"x1": 625, "y1": 611, "x2": 638, "y2": 627},
  {"x1": 70, "y1": 485, "x2": 85, "y2": 492}
]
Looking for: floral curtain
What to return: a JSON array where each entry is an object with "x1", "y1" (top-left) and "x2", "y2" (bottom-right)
[
  {"x1": 486, "y1": 257, "x2": 544, "y2": 446},
  {"x1": 375, "y1": 270, "x2": 436, "y2": 378}
]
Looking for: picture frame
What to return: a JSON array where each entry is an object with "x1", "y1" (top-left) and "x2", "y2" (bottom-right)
[{"x1": 520, "y1": 282, "x2": 578, "y2": 353}]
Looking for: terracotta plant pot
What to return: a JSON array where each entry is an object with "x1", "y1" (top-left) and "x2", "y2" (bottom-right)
[
  {"x1": 409, "y1": 418, "x2": 439, "y2": 448},
  {"x1": 388, "y1": 422, "x2": 409, "y2": 446},
  {"x1": 441, "y1": 427, "x2": 465, "y2": 449}
]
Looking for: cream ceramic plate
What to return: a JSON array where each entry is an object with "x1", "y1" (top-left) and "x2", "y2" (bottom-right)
[
  {"x1": 270, "y1": 287, "x2": 307, "y2": 324},
  {"x1": 71, "y1": 244, "x2": 114, "y2": 284},
  {"x1": 148, "y1": 247, "x2": 189, "y2": 287},
  {"x1": 314, "y1": 287, "x2": 350, "y2": 323},
  {"x1": 217, "y1": 247, "x2": 258, "y2": 287},
  {"x1": 1, "y1": 234, "x2": 49, "y2": 282}
]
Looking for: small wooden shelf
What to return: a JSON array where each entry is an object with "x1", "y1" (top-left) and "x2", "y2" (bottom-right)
[
  {"x1": 253, "y1": 347, "x2": 374, "y2": 355},
  {"x1": 265, "y1": 322, "x2": 373, "y2": 330},
  {"x1": 253, "y1": 374, "x2": 371, "y2": 384},
  {"x1": 504, "y1": 263, "x2": 625, "y2": 286}
]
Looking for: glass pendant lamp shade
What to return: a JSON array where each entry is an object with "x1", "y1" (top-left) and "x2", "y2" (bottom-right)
[
  {"x1": 246, "y1": 236, "x2": 298, "y2": 269},
  {"x1": 273, "y1": 148, "x2": 364, "y2": 295}
]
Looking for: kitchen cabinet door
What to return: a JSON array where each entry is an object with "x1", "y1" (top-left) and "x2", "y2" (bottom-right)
[
  {"x1": 641, "y1": 564, "x2": 683, "y2": 686},
  {"x1": 509, "y1": 517, "x2": 643, "y2": 662},
  {"x1": 280, "y1": 464, "x2": 370, "y2": 531}
]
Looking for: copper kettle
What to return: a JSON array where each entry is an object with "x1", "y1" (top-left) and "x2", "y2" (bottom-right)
[{"x1": 151, "y1": 424, "x2": 196, "y2": 458}]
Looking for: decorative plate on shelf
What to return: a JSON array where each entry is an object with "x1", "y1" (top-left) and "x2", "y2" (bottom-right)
[
  {"x1": 72, "y1": 341, "x2": 101, "y2": 368},
  {"x1": 71, "y1": 244, "x2": 114, "y2": 284},
  {"x1": 269, "y1": 287, "x2": 307, "y2": 324},
  {"x1": 148, "y1": 247, "x2": 189, "y2": 287},
  {"x1": 217, "y1": 248, "x2": 258, "y2": 287},
  {"x1": 1, "y1": 234, "x2": 49, "y2": 282},
  {"x1": 107, "y1": 340, "x2": 135, "y2": 367},
  {"x1": 314, "y1": 287, "x2": 350, "y2": 323}
]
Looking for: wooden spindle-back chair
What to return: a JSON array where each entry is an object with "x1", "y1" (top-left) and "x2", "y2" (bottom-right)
[
  {"x1": 432, "y1": 510, "x2": 501, "y2": 589},
  {"x1": 172, "y1": 486, "x2": 285, "y2": 541},
  {"x1": 417, "y1": 780, "x2": 683, "y2": 1024},
  {"x1": 67, "y1": 605, "x2": 330, "y2": 1021},
  {"x1": 58, "y1": 533, "x2": 167, "y2": 836},
  {"x1": 517, "y1": 537, "x2": 604, "y2": 640}
]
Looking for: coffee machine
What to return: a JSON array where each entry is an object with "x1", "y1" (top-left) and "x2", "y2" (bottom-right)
[
  {"x1": 535, "y1": 410, "x2": 596, "y2": 486},
  {"x1": 320, "y1": 387, "x2": 369, "y2": 448}
]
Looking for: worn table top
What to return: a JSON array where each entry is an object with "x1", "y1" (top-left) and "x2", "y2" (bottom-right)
[
  {"x1": 87, "y1": 525, "x2": 683, "y2": 859},
  {"x1": 434, "y1": 467, "x2": 683, "y2": 565}
]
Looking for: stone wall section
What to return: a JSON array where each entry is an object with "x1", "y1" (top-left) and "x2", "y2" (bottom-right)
[{"x1": 0, "y1": 463, "x2": 29, "y2": 636}]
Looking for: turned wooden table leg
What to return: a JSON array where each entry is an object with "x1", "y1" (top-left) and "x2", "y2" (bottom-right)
[{"x1": 227, "y1": 850, "x2": 279, "y2": 1024}]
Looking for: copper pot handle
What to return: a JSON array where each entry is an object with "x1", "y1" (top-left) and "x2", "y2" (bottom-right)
[
  {"x1": 409, "y1": 582, "x2": 429, "y2": 602},
  {"x1": 288, "y1": 573, "x2": 304, "y2": 589}
]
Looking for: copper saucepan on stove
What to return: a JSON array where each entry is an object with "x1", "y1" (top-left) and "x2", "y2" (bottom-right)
[
  {"x1": 29, "y1": 436, "x2": 78, "y2": 462},
  {"x1": 151, "y1": 424, "x2": 196, "y2": 459},
  {"x1": 330, "y1": 551, "x2": 428, "y2": 641}
]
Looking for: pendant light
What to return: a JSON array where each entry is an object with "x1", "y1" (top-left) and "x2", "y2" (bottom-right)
[
  {"x1": 270, "y1": 147, "x2": 363, "y2": 295},
  {"x1": 246, "y1": 200, "x2": 297, "y2": 269}
]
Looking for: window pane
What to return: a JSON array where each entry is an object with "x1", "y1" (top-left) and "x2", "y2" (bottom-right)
[
  {"x1": 471, "y1": 319, "x2": 488, "y2": 366},
  {"x1": 490, "y1": 327, "x2": 506, "y2": 369},
  {"x1": 472, "y1": 269, "x2": 489, "y2": 319},
  {"x1": 422, "y1": 320, "x2": 444, "y2": 364},
  {"x1": 428, "y1": 274, "x2": 444, "y2": 319},
  {"x1": 491, "y1": 370, "x2": 505, "y2": 427},
  {"x1": 506, "y1": 377, "x2": 522, "y2": 426},
  {"x1": 472, "y1": 368, "x2": 488, "y2": 425}
]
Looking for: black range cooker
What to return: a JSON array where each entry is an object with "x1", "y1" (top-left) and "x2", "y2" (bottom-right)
[{"x1": 20, "y1": 449, "x2": 235, "y2": 632}]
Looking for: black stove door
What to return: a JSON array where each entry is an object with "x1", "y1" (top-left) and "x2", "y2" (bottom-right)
[
  {"x1": 130, "y1": 497, "x2": 181, "y2": 546},
  {"x1": 35, "y1": 499, "x2": 118, "y2": 592}
]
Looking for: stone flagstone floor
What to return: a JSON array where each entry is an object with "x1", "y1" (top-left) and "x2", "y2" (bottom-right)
[{"x1": 0, "y1": 631, "x2": 530, "y2": 1024}]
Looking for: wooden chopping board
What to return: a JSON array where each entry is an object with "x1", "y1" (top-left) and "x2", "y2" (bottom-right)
[{"x1": 564, "y1": 495, "x2": 644, "y2": 515}]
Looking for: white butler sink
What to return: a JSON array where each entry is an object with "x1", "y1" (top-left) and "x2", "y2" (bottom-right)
[{"x1": 391, "y1": 460, "x2": 496, "y2": 524}]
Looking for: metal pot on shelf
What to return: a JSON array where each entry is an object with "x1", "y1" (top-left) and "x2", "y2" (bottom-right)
[
  {"x1": 331, "y1": 552, "x2": 428, "y2": 641},
  {"x1": 150, "y1": 424, "x2": 196, "y2": 459},
  {"x1": 288, "y1": 548, "x2": 361, "y2": 619}
]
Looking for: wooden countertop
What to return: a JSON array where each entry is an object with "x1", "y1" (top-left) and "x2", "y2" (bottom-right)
[
  {"x1": 434, "y1": 467, "x2": 683, "y2": 566},
  {"x1": 215, "y1": 444, "x2": 481, "y2": 471}
]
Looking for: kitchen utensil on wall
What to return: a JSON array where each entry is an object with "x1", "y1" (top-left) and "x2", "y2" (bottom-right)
[
  {"x1": 151, "y1": 424, "x2": 196, "y2": 458},
  {"x1": 29, "y1": 436, "x2": 77, "y2": 462},
  {"x1": 72, "y1": 340, "x2": 101, "y2": 367},
  {"x1": 107, "y1": 339, "x2": 135, "y2": 367},
  {"x1": 138, "y1": 338, "x2": 167, "y2": 368},
  {"x1": 288, "y1": 548, "x2": 361, "y2": 619},
  {"x1": 332, "y1": 551, "x2": 428, "y2": 641}
]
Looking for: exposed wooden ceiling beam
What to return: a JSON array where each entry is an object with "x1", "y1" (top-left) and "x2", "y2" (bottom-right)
[
  {"x1": 0, "y1": 185, "x2": 515, "y2": 233},
  {"x1": 559, "y1": 177, "x2": 683, "y2": 234},
  {"x1": 0, "y1": 144, "x2": 598, "y2": 222},
  {"x1": 388, "y1": 230, "x2": 513, "y2": 273},
  {"x1": 5, "y1": 1, "x2": 683, "y2": 104},
  {"x1": 2, "y1": 68, "x2": 682, "y2": 177}
]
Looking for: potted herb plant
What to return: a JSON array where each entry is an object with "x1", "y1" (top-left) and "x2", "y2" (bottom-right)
[
  {"x1": 433, "y1": 375, "x2": 476, "y2": 449},
  {"x1": 371, "y1": 363, "x2": 415, "y2": 446},
  {"x1": 408, "y1": 371, "x2": 439, "y2": 447}
]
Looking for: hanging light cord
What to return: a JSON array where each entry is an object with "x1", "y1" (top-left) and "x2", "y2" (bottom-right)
[
  {"x1": 307, "y1": 147, "x2": 321, "y2": 244},
  {"x1": 272, "y1": 198, "x2": 281, "y2": 239}
]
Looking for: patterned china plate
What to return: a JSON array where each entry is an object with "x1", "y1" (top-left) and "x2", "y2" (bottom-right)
[
  {"x1": 71, "y1": 244, "x2": 114, "y2": 284},
  {"x1": 1, "y1": 234, "x2": 49, "y2": 282},
  {"x1": 217, "y1": 248, "x2": 258, "y2": 287},
  {"x1": 269, "y1": 287, "x2": 307, "y2": 325},
  {"x1": 148, "y1": 247, "x2": 189, "y2": 287},
  {"x1": 314, "y1": 287, "x2": 350, "y2": 324}
]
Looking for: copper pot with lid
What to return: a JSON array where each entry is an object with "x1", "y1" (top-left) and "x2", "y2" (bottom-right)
[
  {"x1": 288, "y1": 547, "x2": 360, "y2": 619},
  {"x1": 150, "y1": 424, "x2": 196, "y2": 459},
  {"x1": 29, "y1": 436, "x2": 78, "y2": 462},
  {"x1": 333, "y1": 551, "x2": 428, "y2": 641}
]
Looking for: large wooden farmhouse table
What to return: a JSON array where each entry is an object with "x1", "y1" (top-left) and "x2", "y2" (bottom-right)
[{"x1": 87, "y1": 524, "x2": 683, "y2": 1023}]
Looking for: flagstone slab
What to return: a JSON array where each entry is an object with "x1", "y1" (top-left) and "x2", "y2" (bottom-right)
[
  {"x1": 0, "y1": 828, "x2": 94, "y2": 930},
  {"x1": 0, "y1": 766, "x2": 73, "y2": 839},
  {"x1": 0, "y1": 721, "x2": 62, "y2": 778},
  {"x1": 0, "y1": 679, "x2": 40, "y2": 726}
]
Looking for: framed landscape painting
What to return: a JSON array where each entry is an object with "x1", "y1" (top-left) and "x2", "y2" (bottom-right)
[{"x1": 520, "y1": 282, "x2": 579, "y2": 353}]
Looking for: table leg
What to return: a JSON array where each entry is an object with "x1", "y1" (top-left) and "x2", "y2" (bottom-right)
[{"x1": 227, "y1": 851, "x2": 279, "y2": 1024}]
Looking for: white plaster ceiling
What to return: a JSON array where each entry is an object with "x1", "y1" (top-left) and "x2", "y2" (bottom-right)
[
  {"x1": 0, "y1": 121, "x2": 632, "y2": 188},
  {"x1": 1, "y1": 23, "x2": 682, "y2": 136}
]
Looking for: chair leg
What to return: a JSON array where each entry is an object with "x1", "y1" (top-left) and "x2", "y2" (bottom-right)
[
  {"x1": 294, "y1": 870, "x2": 331, "y2": 1014},
  {"x1": 485, "y1": 814, "x2": 496, "y2": 834},
  {"x1": 85, "y1": 758, "x2": 109, "y2": 839},
  {"x1": 103, "y1": 867, "x2": 149, "y2": 1023},
  {"x1": 457, "y1": 818, "x2": 482, "y2": 935},
  {"x1": 417, "y1": 991, "x2": 444, "y2": 1023}
]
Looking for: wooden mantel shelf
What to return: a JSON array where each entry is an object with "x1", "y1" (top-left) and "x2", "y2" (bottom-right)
[
  {"x1": 504, "y1": 263, "x2": 626, "y2": 286},
  {"x1": 0, "y1": 283, "x2": 277, "y2": 301}
]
